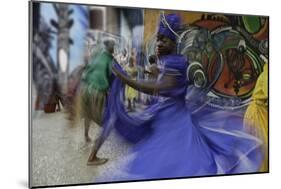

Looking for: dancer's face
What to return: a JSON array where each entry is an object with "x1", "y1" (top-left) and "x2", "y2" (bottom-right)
[{"x1": 156, "y1": 34, "x2": 176, "y2": 56}]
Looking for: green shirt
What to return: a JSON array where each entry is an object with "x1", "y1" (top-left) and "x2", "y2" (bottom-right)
[{"x1": 82, "y1": 51, "x2": 113, "y2": 92}]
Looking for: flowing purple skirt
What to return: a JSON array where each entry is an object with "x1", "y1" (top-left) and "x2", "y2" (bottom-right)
[{"x1": 96, "y1": 64, "x2": 263, "y2": 182}]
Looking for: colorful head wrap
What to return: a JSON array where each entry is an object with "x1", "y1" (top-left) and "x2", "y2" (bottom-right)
[{"x1": 158, "y1": 13, "x2": 181, "y2": 41}]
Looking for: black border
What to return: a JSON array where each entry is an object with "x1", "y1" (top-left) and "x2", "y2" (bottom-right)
[
  {"x1": 29, "y1": 1, "x2": 32, "y2": 188},
  {"x1": 267, "y1": 12, "x2": 270, "y2": 177},
  {"x1": 28, "y1": 0, "x2": 270, "y2": 188}
]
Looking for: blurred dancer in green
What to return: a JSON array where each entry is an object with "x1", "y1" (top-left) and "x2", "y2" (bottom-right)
[{"x1": 80, "y1": 38, "x2": 115, "y2": 165}]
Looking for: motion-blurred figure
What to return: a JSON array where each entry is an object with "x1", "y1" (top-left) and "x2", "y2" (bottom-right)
[
  {"x1": 125, "y1": 57, "x2": 138, "y2": 111},
  {"x1": 79, "y1": 38, "x2": 115, "y2": 165}
]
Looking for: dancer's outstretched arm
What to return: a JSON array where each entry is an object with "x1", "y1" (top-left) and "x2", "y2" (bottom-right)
[{"x1": 112, "y1": 65, "x2": 177, "y2": 96}]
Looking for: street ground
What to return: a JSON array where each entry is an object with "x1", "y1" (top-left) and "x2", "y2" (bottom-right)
[{"x1": 31, "y1": 110, "x2": 131, "y2": 187}]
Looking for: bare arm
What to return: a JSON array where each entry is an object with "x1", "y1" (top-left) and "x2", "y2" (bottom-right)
[{"x1": 112, "y1": 65, "x2": 177, "y2": 96}]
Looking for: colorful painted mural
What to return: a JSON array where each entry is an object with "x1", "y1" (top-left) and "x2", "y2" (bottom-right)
[{"x1": 144, "y1": 10, "x2": 268, "y2": 108}]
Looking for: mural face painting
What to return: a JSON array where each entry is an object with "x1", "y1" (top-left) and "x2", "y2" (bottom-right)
[{"x1": 30, "y1": 1, "x2": 269, "y2": 188}]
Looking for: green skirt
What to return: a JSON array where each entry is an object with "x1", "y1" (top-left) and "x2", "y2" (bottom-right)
[{"x1": 80, "y1": 86, "x2": 106, "y2": 126}]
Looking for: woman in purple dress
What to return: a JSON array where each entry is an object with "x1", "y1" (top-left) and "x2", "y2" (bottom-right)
[{"x1": 94, "y1": 14, "x2": 263, "y2": 181}]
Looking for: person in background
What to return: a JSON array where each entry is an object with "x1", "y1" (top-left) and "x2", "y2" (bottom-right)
[
  {"x1": 125, "y1": 57, "x2": 138, "y2": 111},
  {"x1": 79, "y1": 38, "x2": 115, "y2": 165},
  {"x1": 119, "y1": 48, "x2": 128, "y2": 68}
]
